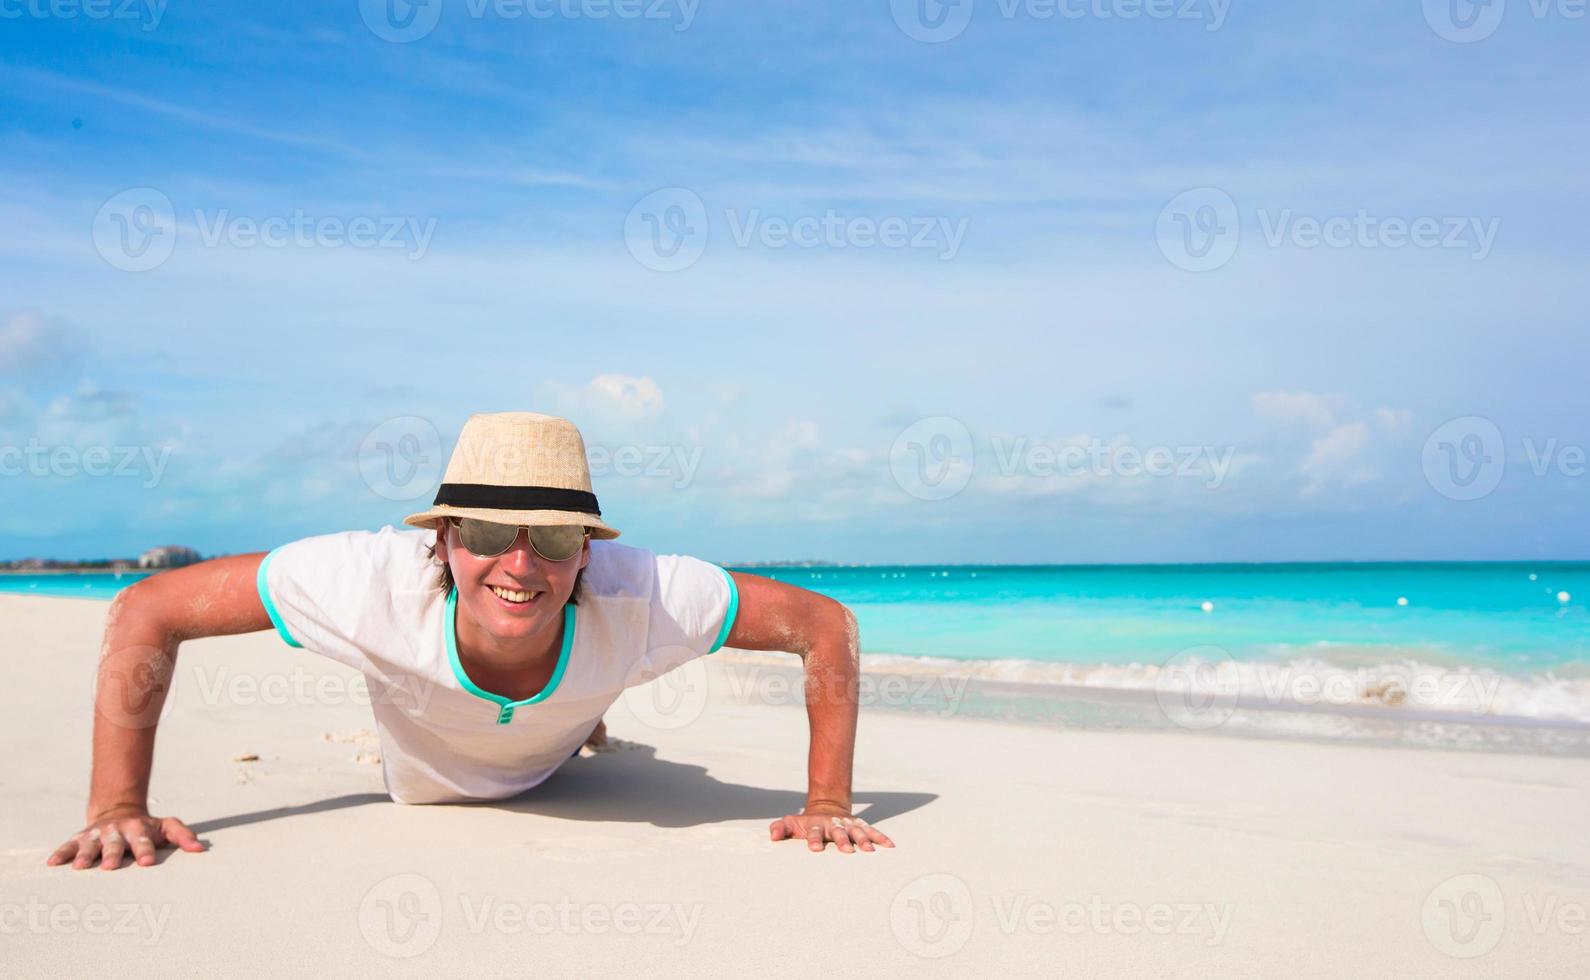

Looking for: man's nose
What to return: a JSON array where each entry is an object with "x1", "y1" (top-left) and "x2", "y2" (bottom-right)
[{"x1": 495, "y1": 528, "x2": 543, "y2": 577}]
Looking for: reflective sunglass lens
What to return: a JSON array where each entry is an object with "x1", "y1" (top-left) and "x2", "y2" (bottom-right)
[
  {"x1": 530, "y1": 525, "x2": 586, "y2": 562},
  {"x1": 456, "y1": 518, "x2": 519, "y2": 557}
]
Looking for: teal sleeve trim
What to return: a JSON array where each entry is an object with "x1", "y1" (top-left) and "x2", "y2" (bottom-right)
[
  {"x1": 255, "y1": 547, "x2": 303, "y2": 649},
  {"x1": 709, "y1": 565, "x2": 739, "y2": 653}
]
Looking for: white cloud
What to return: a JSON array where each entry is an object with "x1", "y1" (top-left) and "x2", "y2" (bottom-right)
[
  {"x1": 587, "y1": 374, "x2": 666, "y2": 420},
  {"x1": 546, "y1": 374, "x2": 667, "y2": 429},
  {"x1": 1246, "y1": 392, "x2": 1422, "y2": 501},
  {"x1": 25, "y1": 382, "x2": 150, "y2": 450},
  {"x1": 0, "y1": 309, "x2": 86, "y2": 377},
  {"x1": 728, "y1": 420, "x2": 822, "y2": 500},
  {"x1": 0, "y1": 389, "x2": 32, "y2": 430},
  {"x1": 1299, "y1": 421, "x2": 1374, "y2": 492},
  {"x1": 712, "y1": 419, "x2": 886, "y2": 523},
  {"x1": 1375, "y1": 408, "x2": 1413, "y2": 433}
]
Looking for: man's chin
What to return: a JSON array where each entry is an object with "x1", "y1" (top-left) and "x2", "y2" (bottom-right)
[{"x1": 485, "y1": 606, "x2": 544, "y2": 631}]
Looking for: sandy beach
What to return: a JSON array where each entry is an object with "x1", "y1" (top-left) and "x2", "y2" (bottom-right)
[{"x1": 4, "y1": 593, "x2": 1588, "y2": 977}]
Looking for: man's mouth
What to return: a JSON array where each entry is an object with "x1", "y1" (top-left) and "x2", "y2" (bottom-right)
[{"x1": 488, "y1": 585, "x2": 542, "y2": 606}]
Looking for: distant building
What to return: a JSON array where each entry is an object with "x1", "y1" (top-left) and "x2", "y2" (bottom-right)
[{"x1": 138, "y1": 546, "x2": 202, "y2": 569}]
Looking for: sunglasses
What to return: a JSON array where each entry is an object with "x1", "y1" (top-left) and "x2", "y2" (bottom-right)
[{"x1": 448, "y1": 517, "x2": 589, "y2": 562}]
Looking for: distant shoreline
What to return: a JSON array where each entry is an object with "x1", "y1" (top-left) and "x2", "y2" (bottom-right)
[
  {"x1": 0, "y1": 568, "x2": 152, "y2": 576},
  {"x1": 5, "y1": 557, "x2": 1588, "y2": 571}
]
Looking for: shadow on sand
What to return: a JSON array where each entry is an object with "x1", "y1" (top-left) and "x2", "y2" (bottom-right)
[{"x1": 189, "y1": 741, "x2": 935, "y2": 836}]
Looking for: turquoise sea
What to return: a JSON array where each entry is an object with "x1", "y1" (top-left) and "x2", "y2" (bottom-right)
[
  {"x1": 739, "y1": 562, "x2": 1590, "y2": 671},
  {"x1": 6, "y1": 561, "x2": 1588, "y2": 724},
  {"x1": 0, "y1": 571, "x2": 154, "y2": 598},
  {"x1": 737, "y1": 562, "x2": 1590, "y2": 727}
]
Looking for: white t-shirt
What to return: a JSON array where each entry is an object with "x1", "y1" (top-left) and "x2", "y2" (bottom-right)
[{"x1": 254, "y1": 525, "x2": 739, "y2": 804}]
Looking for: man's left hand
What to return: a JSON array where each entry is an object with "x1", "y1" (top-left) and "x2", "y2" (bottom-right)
[{"x1": 769, "y1": 803, "x2": 895, "y2": 854}]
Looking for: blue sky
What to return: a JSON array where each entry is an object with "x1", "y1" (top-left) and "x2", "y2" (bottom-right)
[{"x1": 1, "y1": 0, "x2": 1586, "y2": 564}]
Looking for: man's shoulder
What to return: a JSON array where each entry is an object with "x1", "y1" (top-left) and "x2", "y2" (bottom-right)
[
  {"x1": 581, "y1": 540, "x2": 727, "y2": 607},
  {"x1": 273, "y1": 524, "x2": 439, "y2": 592},
  {"x1": 581, "y1": 539, "x2": 657, "y2": 601},
  {"x1": 282, "y1": 524, "x2": 433, "y2": 560}
]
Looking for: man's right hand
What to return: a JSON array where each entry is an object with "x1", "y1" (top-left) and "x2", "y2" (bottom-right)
[
  {"x1": 59, "y1": 553, "x2": 275, "y2": 872},
  {"x1": 47, "y1": 806, "x2": 204, "y2": 871}
]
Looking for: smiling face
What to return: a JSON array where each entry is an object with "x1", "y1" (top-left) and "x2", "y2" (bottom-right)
[{"x1": 437, "y1": 521, "x2": 590, "y2": 643}]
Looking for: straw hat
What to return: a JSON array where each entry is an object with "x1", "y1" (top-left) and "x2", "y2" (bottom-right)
[{"x1": 404, "y1": 412, "x2": 620, "y2": 539}]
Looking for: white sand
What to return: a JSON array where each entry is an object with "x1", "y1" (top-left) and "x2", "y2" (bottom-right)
[{"x1": 4, "y1": 594, "x2": 1588, "y2": 977}]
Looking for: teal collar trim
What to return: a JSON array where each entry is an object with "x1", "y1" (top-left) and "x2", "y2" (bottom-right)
[{"x1": 445, "y1": 587, "x2": 576, "y2": 725}]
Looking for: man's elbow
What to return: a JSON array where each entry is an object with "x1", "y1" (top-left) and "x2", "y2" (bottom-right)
[
  {"x1": 103, "y1": 580, "x2": 148, "y2": 638},
  {"x1": 814, "y1": 597, "x2": 859, "y2": 666},
  {"x1": 839, "y1": 601, "x2": 859, "y2": 650}
]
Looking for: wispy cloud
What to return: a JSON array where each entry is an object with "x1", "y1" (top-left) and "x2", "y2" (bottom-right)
[
  {"x1": 0, "y1": 3, "x2": 1585, "y2": 561},
  {"x1": 5, "y1": 67, "x2": 370, "y2": 160}
]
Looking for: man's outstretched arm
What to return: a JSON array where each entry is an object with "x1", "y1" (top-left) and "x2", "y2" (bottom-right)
[
  {"x1": 48, "y1": 554, "x2": 276, "y2": 871},
  {"x1": 720, "y1": 571, "x2": 895, "y2": 854}
]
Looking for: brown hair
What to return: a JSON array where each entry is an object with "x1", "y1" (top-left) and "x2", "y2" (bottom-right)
[{"x1": 426, "y1": 536, "x2": 585, "y2": 604}]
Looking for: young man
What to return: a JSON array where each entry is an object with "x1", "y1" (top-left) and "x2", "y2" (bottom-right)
[{"x1": 49, "y1": 412, "x2": 892, "y2": 871}]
